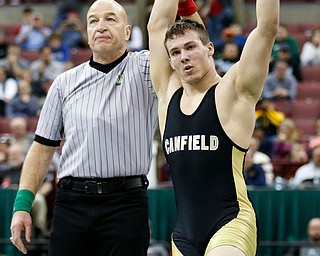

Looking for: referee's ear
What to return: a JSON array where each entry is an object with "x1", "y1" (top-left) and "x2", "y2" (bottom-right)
[{"x1": 125, "y1": 24, "x2": 132, "y2": 41}]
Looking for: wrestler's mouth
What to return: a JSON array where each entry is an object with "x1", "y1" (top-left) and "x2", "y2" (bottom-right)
[{"x1": 184, "y1": 65, "x2": 193, "y2": 72}]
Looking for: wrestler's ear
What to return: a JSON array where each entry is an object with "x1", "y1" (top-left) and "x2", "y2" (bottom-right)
[
  {"x1": 169, "y1": 58, "x2": 176, "y2": 70},
  {"x1": 207, "y1": 42, "x2": 214, "y2": 57}
]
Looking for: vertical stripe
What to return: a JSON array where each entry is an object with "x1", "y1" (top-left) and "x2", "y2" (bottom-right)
[{"x1": 36, "y1": 51, "x2": 158, "y2": 179}]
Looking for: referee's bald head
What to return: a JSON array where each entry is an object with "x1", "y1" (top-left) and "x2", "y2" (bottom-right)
[
  {"x1": 87, "y1": 0, "x2": 128, "y2": 23},
  {"x1": 86, "y1": 0, "x2": 131, "y2": 63}
]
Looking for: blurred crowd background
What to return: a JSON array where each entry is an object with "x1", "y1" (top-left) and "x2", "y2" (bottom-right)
[{"x1": 0, "y1": 0, "x2": 320, "y2": 255}]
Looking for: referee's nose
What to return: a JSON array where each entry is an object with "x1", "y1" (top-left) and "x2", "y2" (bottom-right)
[{"x1": 96, "y1": 20, "x2": 108, "y2": 33}]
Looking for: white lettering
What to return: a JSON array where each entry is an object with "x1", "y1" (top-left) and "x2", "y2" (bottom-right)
[
  {"x1": 181, "y1": 136, "x2": 188, "y2": 151},
  {"x1": 164, "y1": 135, "x2": 219, "y2": 155},
  {"x1": 188, "y1": 135, "x2": 192, "y2": 150},
  {"x1": 201, "y1": 135, "x2": 209, "y2": 150},
  {"x1": 169, "y1": 137, "x2": 174, "y2": 153},
  {"x1": 174, "y1": 136, "x2": 180, "y2": 152},
  {"x1": 193, "y1": 135, "x2": 200, "y2": 150},
  {"x1": 164, "y1": 139, "x2": 170, "y2": 155},
  {"x1": 210, "y1": 136, "x2": 219, "y2": 150}
]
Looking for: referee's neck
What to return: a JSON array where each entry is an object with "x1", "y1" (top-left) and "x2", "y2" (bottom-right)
[{"x1": 90, "y1": 51, "x2": 128, "y2": 74}]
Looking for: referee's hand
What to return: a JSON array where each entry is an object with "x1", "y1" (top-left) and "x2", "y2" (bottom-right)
[{"x1": 10, "y1": 211, "x2": 32, "y2": 254}]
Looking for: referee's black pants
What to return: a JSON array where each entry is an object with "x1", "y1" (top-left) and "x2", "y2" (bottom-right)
[{"x1": 48, "y1": 186, "x2": 150, "y2": 256}]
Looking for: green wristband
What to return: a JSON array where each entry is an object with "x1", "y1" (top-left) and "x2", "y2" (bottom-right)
[{"x1": 13, "y1": 189, "x2": 35, "y2": 214}]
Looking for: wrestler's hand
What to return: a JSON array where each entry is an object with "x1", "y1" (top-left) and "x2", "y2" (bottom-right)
[{"x1": 10, "y1": 211, "x2": 33, "y2": 254}]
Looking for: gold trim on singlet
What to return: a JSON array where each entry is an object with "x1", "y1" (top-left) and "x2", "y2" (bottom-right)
[
  {"x1": 171, "y1": 146, "x2": 257, "y2": 256},
  {"x1": 204, "y1": 146, "x2": 257, "y2": 256}
]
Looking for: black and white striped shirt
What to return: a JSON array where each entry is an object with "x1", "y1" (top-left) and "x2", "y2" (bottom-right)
[{"x1": 35, "y1": 50, "x2": 158, "y2": 179}]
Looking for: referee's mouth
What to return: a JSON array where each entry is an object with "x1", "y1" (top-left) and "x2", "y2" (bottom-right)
[{"x1": 95, "y1": 36, "x2": 111, "y2": 42}]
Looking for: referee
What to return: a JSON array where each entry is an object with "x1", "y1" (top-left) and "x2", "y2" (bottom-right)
[{"x1": 10, "y1": 0, "x2": 158, "y2": 255}]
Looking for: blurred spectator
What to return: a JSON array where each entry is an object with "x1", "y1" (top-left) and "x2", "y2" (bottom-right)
[
  {"x1": 309, "y1": 136, "x2": 320, "y2": 150},
  {"x1": 198, "y1": 0, "x2": 233, "y2": 45},
  {"x1": 9, "y1": 116, "x2": 34, "y2": 156},
  {"x1": 53, "y1": 0, "x2": 83, "y2": 30},
  {"x1": 32, "y1": 177, "x2": 53, "y2": 238},
  {"x1": 48, "y1": 32, "x2": 71, "y2": 63},
  {"x1": 213, "y1": 26, "x2": 236, "y2": 59},
  {"x1": 0, "y1": 143, "x2": 24, "y2": 186},
  {"x1": 272, "y1": 118, "x2": 307, "y2": 162},
  {"x1": 300, "y1": 28, "x2": 320, "y2": 66},
  {"x1": 20, "y1": 68, "x2": 47, "y2": 100},
  {"x1": 229, "y1": 22, "x2": 247, "y2": 49},
  {"x1": 0, "y1": 28, "x2": 8, "y2": 59},
  {"x1": 15, "y1": 12, "x2": 52, "y2": 51},
  {"x1": 290, "y1": 141, "x2": 308, "y2": 163},
  {"x1": 56, "y1": 11, "x2": 88, "y2": 49},
  {"x1": 316, "y1": 119, "x2": 320, "y2": 138},
  {"x1": 5, "y1": 79, "x2": 40, "y2": 118},
  {"x1": 215, "y1": 42, "x2": 240, "y2": 76},
  {"x1": 0, "y1": 44, "x2": 30, "y2": 79},
  {"x1": 250, "y1": 137, "x2": 274, "y2": 186},
  {"x1": 63, "y1": 60, "x2": 76, "y2": 71},
  {"x1": 262, "y1": 60, "x2": 298, "y2": 101},
  {"x1": 128, "y1": 24, "x2": 143, "y2": 52},
  {"x1": 269, "y1": 43, "x2": 302, "y2": 82},
  {"x1": 0, "y1": 66, "x2": 18, "y2": 116},
  {"x1": 291, "y1": 139, "x2": 320, "y2": 188},
  {"x1": 0, "y1": 143, "x2": 52, "y2": 237},
  {"x1": 255, "y1": 98, "x2": 285, "y2": 156},
  {"x1": 0, "y1": 134, "x2": 15, "y2": 171},
  {"x1": 244, "y1": 147, "x2": 266, "y2": 187},
  {"x1": 214, "y1": 24, "x2": 246, "y2": 58},
  {"x1": 13, "y1": 5, "x2": 34, "y2": 37},
  {"x1": 30, "y1": 45, "x2": 65, "y2": 84},
  {"x1": 272, "y1": 24, "x2": 300, "y2": 65},
  {"x1": 284, "y1": 217, "x2": 320, "y2": 256}
]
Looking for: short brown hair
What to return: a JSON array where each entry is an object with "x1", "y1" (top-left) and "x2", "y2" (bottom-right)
[{"x1": 164, "y1": 19, "x2": 210, "y2": 48}]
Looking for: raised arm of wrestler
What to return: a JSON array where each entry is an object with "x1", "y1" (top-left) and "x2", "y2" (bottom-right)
[
  {"x1": 10, "y1": 143, "x2": 56, "y2": 254},
  {"x1": 148, "y1": 0, "x2": 279, "y2": 149},
  {"x1": 216, "y1": 0, "x2": 279, "y2": 149},
  {"x1": 148, "y1": 0, "x2": 202, "y2": 136}
]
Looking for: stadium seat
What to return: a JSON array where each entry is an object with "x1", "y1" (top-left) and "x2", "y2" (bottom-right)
[
  {"x1": 291, "y1": 32, "x2": 309, "y2": 51},
  {"x1": 272, "y1": 159, "x2": 307, "y2": 180},
  {"x1": 0, "y1": 117, "x2": 11, "y2": 134},
  {"x1": 70, "y1": 48, "x2": 92, "y2": 65},
  {"x1": 292, "y1": 117, "x2": 317, "y2": 137},
  {"x1": 297, "y1": 82, "x2": 320, "y2": 100},
  {"x1": 0, "y1": 117, "x2": 39, "y2": 134},
  {"x1": 301, "y1": 66, "x2": 320, "y2": 82},
  {"x1": 27, "y1": 116, "x2": 39, "y2": 132},
  {"x1": 272, "y1": 100, "x2": 292, "y2": 116},
  {"x1": 21, "y1": 50, "x2": 41, "y2": 62},
  {"x1": 290, "y1": 99, "x2": 320, "y2": 119},
  {"x1": 0, "y1": 24, "x2": 16, "y2": 35},
  {"x1": 287, "y1": 23, "x2": 319, "y2": 33}
]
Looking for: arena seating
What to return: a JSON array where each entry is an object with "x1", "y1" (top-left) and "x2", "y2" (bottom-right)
[
  {"x1": 301, "y1": 66, "x2": 320, "y2": 82},
  {"x1": 70, "y1": 48, "x2": 92, "y2": 65},
  {"x1": 290, "y1": 99, "x2": 320, "y2": 119},
  {"x1": 297, "y1": 81, "x2": 320, "y2": 100},
  {"x1": 0, "y1": 116, "x2": 39, "y2": 134}
]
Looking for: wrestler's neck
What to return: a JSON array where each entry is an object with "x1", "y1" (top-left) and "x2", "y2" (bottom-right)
[{"x1": 182, "y1": 66, "x2": 221, "y2": 96}]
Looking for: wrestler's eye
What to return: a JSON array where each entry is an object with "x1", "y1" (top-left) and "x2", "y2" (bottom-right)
[
  {"x1": 171, "y1": 50, "x2": 180, "y2": 57},
  {"x1": 187, "y1": 45, "x2": 195, "y2": 50}
]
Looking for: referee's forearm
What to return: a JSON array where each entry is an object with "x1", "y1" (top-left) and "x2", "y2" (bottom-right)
[{"x1": 18, "y1": 141, "x2": 56, "y2": 194}]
